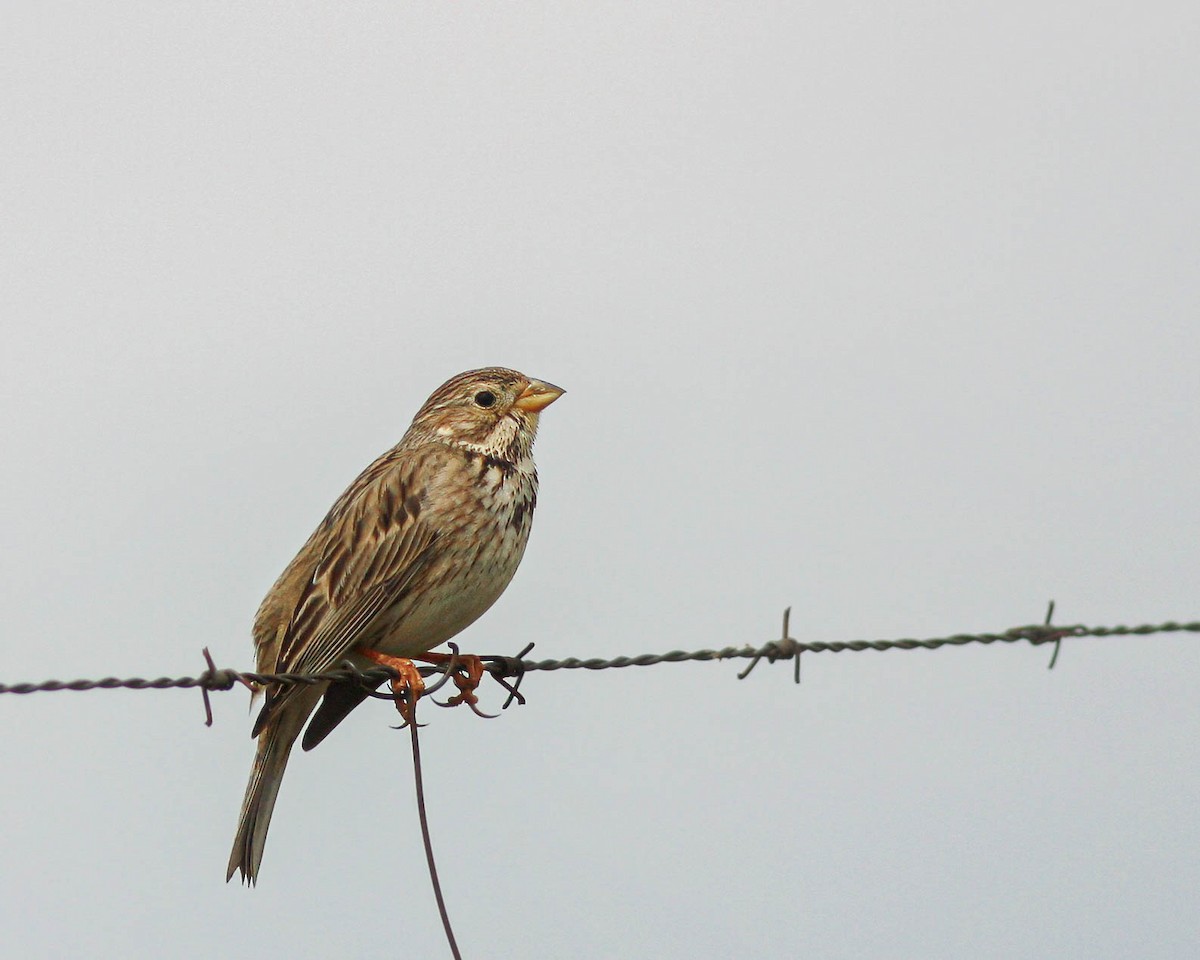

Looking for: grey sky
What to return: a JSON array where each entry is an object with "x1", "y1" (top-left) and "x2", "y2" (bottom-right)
[{"x1": 2, "y1": 3, "x2": 1197, "y2": 958}]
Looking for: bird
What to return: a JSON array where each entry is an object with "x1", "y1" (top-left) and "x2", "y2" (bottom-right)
[{"x1": 227, "y1": 367, "x2": 564, "y2": 884}]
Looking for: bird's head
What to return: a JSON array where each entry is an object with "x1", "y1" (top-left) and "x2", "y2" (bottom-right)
[{"x1": 407, "y1": 367, "x2": 565, "y2": 461}]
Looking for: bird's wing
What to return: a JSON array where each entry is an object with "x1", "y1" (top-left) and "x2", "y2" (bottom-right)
[
  {"x1": 251, "y1": 444, "x2": 446, "y2": 734},
  {"x1": 283, "y1": 525, "x2": 439, "y2": 678}
]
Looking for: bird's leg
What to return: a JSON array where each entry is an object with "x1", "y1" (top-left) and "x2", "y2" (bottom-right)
[
  {"x1": 414, "y1": 651, "x2": 495, "y2": 718},
  {"x1": 359, "y1": 649, "x2": 425, "y2": 724}
]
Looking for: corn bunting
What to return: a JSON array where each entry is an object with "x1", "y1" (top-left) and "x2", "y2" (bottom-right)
[{"x1": 227, "y1": 367, "x2": 563, "y2": 884}]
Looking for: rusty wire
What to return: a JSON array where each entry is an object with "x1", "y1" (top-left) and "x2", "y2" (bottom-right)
[{"x1": 1, "y1": 612, "x2": 1195, "y2": 709}]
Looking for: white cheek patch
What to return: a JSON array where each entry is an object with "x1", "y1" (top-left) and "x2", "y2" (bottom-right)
[{"x1": 436, "y1": 425, "x2": 455, "y2": 437}]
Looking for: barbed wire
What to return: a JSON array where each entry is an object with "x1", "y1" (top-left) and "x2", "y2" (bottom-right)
[
  {"x1": 8, "y1": 610, "x2": 1186, "y2": 960},
  {"x1": 2, "y1": 610, "x2": 1195, "y2": 710}
]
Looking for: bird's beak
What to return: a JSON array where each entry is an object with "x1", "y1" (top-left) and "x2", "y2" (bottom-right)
[{"x1": 514, "y1": 379, "x2": 565, "y2": 413}]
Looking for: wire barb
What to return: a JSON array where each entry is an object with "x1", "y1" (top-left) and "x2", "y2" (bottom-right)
[
  {"x1": 1044, "y1": 600, "x2": 1064, "y2": 670},
  {"x1": 199, "y1": 648, "x2": 218, "y2": 727},
  {"x1": 485, "y1": 642, "x2": 535, "y2": 709},
  {"x1": 737, "y1": 607, "x2": 801, "y2": 682}
]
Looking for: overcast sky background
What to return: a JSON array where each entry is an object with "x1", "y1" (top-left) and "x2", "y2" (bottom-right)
[{"x1": 2, "y1": 3, "x2": 1198, "y2": 958}]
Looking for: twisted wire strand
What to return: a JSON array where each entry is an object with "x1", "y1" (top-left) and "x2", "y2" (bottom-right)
[{"x1": 0, "y1": 618, "x2": 1194, "y2": 697}]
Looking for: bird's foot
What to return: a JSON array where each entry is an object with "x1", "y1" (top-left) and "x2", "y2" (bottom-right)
[
  {"x1": 359, "y1": 649, "x2": 425, "y2": 725},
  {"x1": 416, "y1": 650, "x2": 497, "y2": 719}
]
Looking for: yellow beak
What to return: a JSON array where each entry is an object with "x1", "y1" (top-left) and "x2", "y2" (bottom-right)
[{"x1": 514, "y1": 379, "x2": 565, "y2": 413}]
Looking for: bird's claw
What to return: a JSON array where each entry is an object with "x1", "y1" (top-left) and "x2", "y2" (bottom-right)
[
  {"x1": 359, "y1": 649, "x2": 426, "y2": 725},
  {"x1": 420, "y1": 652, "x2": 498, "y2": 719},
  {"x1": 360, "y1": 647, "x2": 499, "y2": 723},
  {"x1": 433, "y1": 687, "x2": 499, "y2": 719}
]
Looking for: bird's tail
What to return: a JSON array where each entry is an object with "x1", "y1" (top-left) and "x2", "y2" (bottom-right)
[{"x1": 226, "y1": 690, "x2": 318, "y2": 885}]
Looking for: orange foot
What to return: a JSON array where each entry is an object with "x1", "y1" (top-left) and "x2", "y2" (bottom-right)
[
  {"x1": 415, "y1": 650, "x2": 496, "y2": 718},
  {"x1": 360, "y1": 649, "x2": 425, "y2": 725}
]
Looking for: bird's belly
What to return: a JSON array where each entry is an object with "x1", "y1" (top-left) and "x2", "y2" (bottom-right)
[{"x1": 366, "y1": 522, "x2": 531, "y2": 658}]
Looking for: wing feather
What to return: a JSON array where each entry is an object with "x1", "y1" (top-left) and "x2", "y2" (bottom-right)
[{"x1": 251, "y1": 443, "x2": 449, "y2": 733}]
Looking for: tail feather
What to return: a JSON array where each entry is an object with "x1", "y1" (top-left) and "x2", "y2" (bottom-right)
[{"x1": 226, "y1": 688, "x2": 320, "y2": 884}]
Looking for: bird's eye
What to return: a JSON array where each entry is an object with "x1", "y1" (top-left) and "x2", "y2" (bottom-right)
[{"x1": 473, "y1": 390, "x2": 496, "y2": 408}]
